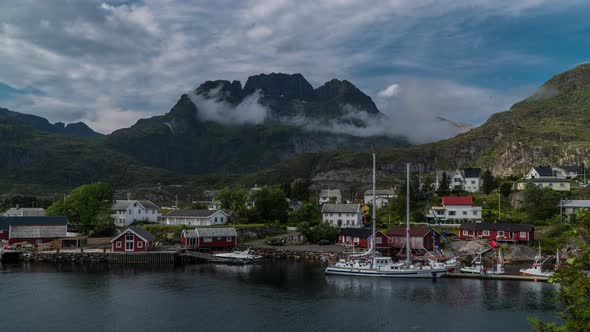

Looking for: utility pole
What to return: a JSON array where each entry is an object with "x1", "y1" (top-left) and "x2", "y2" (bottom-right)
[{"x1": 498, "y1": 191, "x2": 501, "y2": 221}]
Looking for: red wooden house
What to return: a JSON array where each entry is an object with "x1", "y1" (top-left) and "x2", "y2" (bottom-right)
[
  {"x1": 338, "y1": 228, "x2": 390, "y2": 249},
  {"x1": 111, "y1": 226, "x2": 155, "y2": 252},
  {"x1": 387, "y1": 227, "x2": 440, "y2": 251},
  {"x1": 0, "y1": 216, "x2": 68, "y2": 245},
  {"x1": 459, "y1": 223, "x2": 534, "y2": 243},
  {"x1": 181, "y1": 227, "x2": 237, "y2": 249}
]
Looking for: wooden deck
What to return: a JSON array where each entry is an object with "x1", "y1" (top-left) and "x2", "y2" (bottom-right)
[{"x1": 445, "y1": 272, "x2": 549, "y2": 282}]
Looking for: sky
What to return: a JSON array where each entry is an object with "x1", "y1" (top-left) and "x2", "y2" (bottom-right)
[{"x1": 0, "y1": 0, "x2": 589, "y2": 134}]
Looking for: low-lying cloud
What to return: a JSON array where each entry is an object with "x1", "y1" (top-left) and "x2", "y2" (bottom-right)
[{"x1": 188, "y1": 86, "x2": 269, "y2": 125}]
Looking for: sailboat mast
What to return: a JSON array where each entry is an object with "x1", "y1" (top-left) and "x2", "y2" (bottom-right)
[
  {"x1": 372, "y1": 153, "x2": 376, "y2": 257},
  {"x1": 406, "y1": 163, "x2": 411, "y2": 266}
]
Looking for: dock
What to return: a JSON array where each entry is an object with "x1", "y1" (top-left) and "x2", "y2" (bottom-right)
[
  {"x1": 109, "y1": 251, "x2": 177, "y2": 264},
  {"x1": 180, "y1": 250, "x2": 232, "y2": 263},
  {"x1": 445, "y1": 272, "x2": 549, "y2": 282}
]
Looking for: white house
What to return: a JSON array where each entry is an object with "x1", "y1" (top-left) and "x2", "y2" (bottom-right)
[
  {"x1": 436, "y1": 168, "x2": 483, "y2": 193},
  {"x1": 363, "y1": 189, "x2": 396, "y2": 208},
  {"x1": 321, "y1": 203, "x2": 362, "y2": 228},
  {"x1": 526, "y1": 165, "x2": 583, "y2": 180},
  {"x1": 319, "y1": 189, "x2": 342, "y2": 205},
  {"x1": 112, "y1": 200, "x2": 160, "y2": 227},
  {"x1": 3, "y1": 207, "x2": 45, "y2": 217},
  {"x1": 561, "y1": 200, "x2": 590, "y2": 220},
  {"x1": 426, "y1": 196, "x2": 482, "y2": 223},
  {"x1": 162, "y1": 209, "x2": 229, "y2": 226}
]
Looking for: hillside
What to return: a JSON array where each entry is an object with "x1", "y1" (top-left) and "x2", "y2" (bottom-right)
[
  {"x1": 253, "y1": 64, "x2": 590, "y2": 186},
  {"x1": 0, "y1": 108, "x2": 100, "y2": 138},
  {"x1": 103, "y1": 73, "x2": 408, "y2": 174}
]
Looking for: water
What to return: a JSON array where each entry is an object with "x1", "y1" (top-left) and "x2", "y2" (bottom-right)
[{"x1": 1, "y1": 262, "x2": 560, "y2": 332}]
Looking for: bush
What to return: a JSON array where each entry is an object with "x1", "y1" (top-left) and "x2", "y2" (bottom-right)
[{"x1": 297, "y1": 222, "x2": 339, "y2": 243}]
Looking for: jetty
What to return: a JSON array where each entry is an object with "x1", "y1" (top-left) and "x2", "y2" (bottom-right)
[
  {"x1": 445, "y1": 272, "x2": 549, "y2": 282},
  {"x1": 180, "y1": 250, "x2": 232, "y2": 263}
]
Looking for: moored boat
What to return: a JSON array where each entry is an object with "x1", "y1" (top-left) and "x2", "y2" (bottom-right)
[
  {"x1": 519, "y1": 244, "x2": 557, "y2": 278},
  {"x1": 214, "y1": 249, "x2": 263, "y2": 263},
  {"x1": 460, "y1": 247, "x2": 505, "y2": 275}
]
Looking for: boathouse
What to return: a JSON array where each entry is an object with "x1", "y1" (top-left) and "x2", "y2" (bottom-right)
[
  {"x1": 111, "y1": 226, "x2": 155, "y2": 252},
  {"x1": 0, "y1": 216, "x2": 68, "y2": 245},
  {"x1": 181, "y1": 227, "x2": 237, "y2": 249},
  {"x1": 338, "y1": 228, "x2": 390, "y2": 249},
  {"x1": 386, "y1": 227, "x2": 440, "y2": 251},
  {"x1": 459, "y1": 223, "x2": 534, "y2": 243}
]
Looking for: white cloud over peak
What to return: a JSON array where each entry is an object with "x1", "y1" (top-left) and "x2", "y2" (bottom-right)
[{"x1": 378, "y1": 84, "x2": 400, "y2": 98}]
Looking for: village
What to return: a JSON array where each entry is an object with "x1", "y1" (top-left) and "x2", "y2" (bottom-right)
[{"x1": 0, "y1": 163, "x2": 587, "y2": 280}]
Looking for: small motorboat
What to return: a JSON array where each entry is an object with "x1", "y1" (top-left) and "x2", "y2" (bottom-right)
[
  {"x1": 214, "y1": 249, "x2": 263, "y2": 263},
  {"x1": 520, "y1": 245, "x2": 558, "y2": 278},
  {"x1": 460, "y1": 247, "x2": 504, "y2": 275}
]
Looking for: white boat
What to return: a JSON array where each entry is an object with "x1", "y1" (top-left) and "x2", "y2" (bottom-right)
[
  {"x1": 460, "y1": 247, "x2": 505, "y2": 275},
  {"x1": 519, "y1": 245, "x2": 557, "y2": 278},
  {"x1": 214, "y1": 250, "x2": 263, "y2": 263},
  {"x1": 325, "y1": 159, "x2": 447, "y2": 279}
]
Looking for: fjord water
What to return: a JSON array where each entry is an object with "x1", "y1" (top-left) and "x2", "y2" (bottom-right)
[{"x1": 1, "y1": 262, "x2": 558, "y2": 332}]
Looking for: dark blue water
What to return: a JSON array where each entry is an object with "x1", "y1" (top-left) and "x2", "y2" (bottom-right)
[{"x1": 0, "y1": 262, "x2": 559, "y2": 331}]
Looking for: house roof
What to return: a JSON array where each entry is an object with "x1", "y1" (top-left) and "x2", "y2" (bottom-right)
[
  {"x1": 532, "y1": 166, "x2": 554, "y2": 177},
  {"x1": 340, "y1": 228, "x2": 373, "y2": 238},
  {"x1": 557, "y1": 165, "x2": 582, "y2": 173},
  {"x1": 562, "y1": 200, "x2": 590, "y2": 208},
  {"x1": 321, "y1": 204, "x2": 360, "y2": 213},
  {"x1": 3, "y1": 207, "x2": 45, "y2": 216},
  {"x1": 363, "y1": 189, "x2": 396, "y2": 196},
  {"x1": 0, "y1": 216, "x2": 67, "y2": 231},
  {"x1": 442, "y1": 196, "x2": 473, "y2": 205},
  {"x1": 9, "y1": 224, "x2": 67, "y2": 239},
  {"x1": 183, "y1": 227, "x2": 238, "y2": 238},
  {"x1": 112, "y1": 200, "x2": 160, "y2": 211},
  {"x1": 166, "y1": 209, "x2": 227, "y2": 218},
  {"x1": 386, "y1": 227, "x2": 437, "y2": 237},
  {"x1": 319, "y1": 189, "x2": 342, "y2": 198},
  {"x1": 111, "y1": 226, "x2": 155, "y2": 243},
  {"x1": 463, "y1": 168, "x2": 482, "y2": 178},
  {"x1": 460, "y1": 223, "x2": 535, "y2": 232}
]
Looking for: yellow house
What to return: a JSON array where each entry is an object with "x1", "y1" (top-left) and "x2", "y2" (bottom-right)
[{"x1": 519, "y1": 178, "x2": 571, "y2": 192}]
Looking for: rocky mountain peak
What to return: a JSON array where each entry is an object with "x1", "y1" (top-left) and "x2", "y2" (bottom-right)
[
  {"x1": 315, "y1": 79, "x2": 380, "y2": 114},
  {"x1": 243, "y1": 73, "x2": 315, "y2": 101},
  {"x1": 542, "y1": 63, "x2": 590, "y2": 95},
  {"x1": 194, "y1": 80, "x2": 244, "y2": 105}
]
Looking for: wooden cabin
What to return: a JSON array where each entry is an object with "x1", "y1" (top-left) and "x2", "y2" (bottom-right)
[
  {"x1": 459, "y1": 223, "x2": 534, "y2": 243},
  {"x1": 181, "y1": 227, "x2": 237, "y2": 249},
  {"x1": 386, "y1": 227, "x2": 440, "y2": 251},
  {"x1": 111, "y1": 226, "x2": 155, "y2": 252},
  {"x1": 338, "y1": 228, "x2": 390, "y2": 249}
]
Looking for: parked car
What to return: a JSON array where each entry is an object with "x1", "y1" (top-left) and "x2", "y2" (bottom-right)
[
  {"x1": 266, "y1": 239, "x2": 284, "y2": 246},
  {"x1": 318, "y1": 239, "x2": 331, "y2": 246}
]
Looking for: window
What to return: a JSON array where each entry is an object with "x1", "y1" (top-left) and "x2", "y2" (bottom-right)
[
  {"x1": 138, "y1": 209, "x2": 141, "y2": 214},
  {"x1": 375, "y1": 237, "x2": 382, "y2": 244},
  {"x1": 520, "y1": 232, "x2": 527, "y2": 238},
  {"x1": 125, "y1": 234, "x2": 134, "y2": 250},
  {"x1": 137, "y1": 241, "x2": 143, "y2": 248},
  {"x1": 471, "y1": 180, "x2": 476, "y2": 184},
  {"x1": 483, "y1": 230, "x2": 489, "y2": 236},
  {"x1": 128, "y1": 210, "x2": 132, "y2": 214},
  {"x1": 548, "y1": 183, "x2": 553, "y2": 187},
  {"x1": 462, "y1": 211, "x2": 467, "y2": 215},
  {"x1": 116, "y1": 241, "x2": 122, "y2": 248},
  {"x1": 338, "y1": 213, "x2": 341, "y2": 217},
  {"x1": 204, "y1": 237, "x2": 212, "y2": 242},
  {"x1": 448, "y1": 211, "x2": 456, "y2": 216},
  {"x1": 462, "y1": 230, "x2": 468, "y2": 236},
  {"x1": 226, "y1": 237, "x2": 232, "y2": 242},
  {"x1": 473, "y1": 211, "x2": 478, "y2": 215},
  {"x1": 560, "y1": 183, "x2": 565, "y2": 187},
  {"x1": 498, "y1": 231, "x2": 505, "y2": 237},
  {"x1": 220, "y1": 217, "x2": 224, "y2": 223},
  {"x1": 353, "y1": 237, "x2": 360, "y2": 243},
  {"x1": 152, "y1": 210, "x2": 155, "y2": 214}
]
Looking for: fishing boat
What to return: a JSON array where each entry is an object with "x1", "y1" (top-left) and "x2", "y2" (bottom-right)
[
  {"x1": 460, "y1": 247, "x2": 505, "y2": 275},
  {"x1": 325, "y1": 158, "x2": 447, "y2": 279},
  {"x1": 519, "y1": 244, "x2": 558, "y2": 278}
]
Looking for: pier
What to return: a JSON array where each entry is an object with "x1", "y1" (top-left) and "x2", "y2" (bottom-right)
[
  {"x1": 445, "y1": 272, "x2": 549, "y2": 282},
  {"x1": 180, "y1": 250, "x2": 232, "y2": 263},
  {"x1": 108, "y1": 251, "x2": 177, "y2": 264}
]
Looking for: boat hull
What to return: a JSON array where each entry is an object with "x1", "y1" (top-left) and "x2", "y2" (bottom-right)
[
  {"x1": 325, "y1": 267, "x2": 446, "y2": 278},
  {"x1": 519, "y1": 269, "x2": 553, "y2": 278}
]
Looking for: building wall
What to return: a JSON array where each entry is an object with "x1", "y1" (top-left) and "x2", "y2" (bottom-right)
[
  {"x1": 463, "y1": 177, "x2": 482, "y2": 193},
  {"x1": 111, "y1": 232, "x2": 151, "y2": 252},
  {"x1": 532, "y1": 181, "x2": 570, "y2": 192},
  {"x1": 389, "y1": 236, "x2": 427, "y2": 250},
  {"x1": 459, "y1": 229, "x2": 533, "y2": 242},
  {"x1": 322, "y1": 211, "x2": 361, "y2": 228},
  {"x1": 164, "y1": 211, "x2": 228, "y2": 226},
  {"x1": 113, "y1": 204, "x2": 160, "y2": 227},
  {"x1": 197, "y1": 236, "x2": 236, "y2": 248}
]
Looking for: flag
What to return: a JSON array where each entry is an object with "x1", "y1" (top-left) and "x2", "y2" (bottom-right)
[{"x1": 490, "y1": 240, "x2": 498, "y2": 248}]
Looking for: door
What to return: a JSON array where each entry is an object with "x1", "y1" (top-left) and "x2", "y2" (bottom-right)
[{"x1": 125, "y1": 234, "x2": 134, "y2": 251}]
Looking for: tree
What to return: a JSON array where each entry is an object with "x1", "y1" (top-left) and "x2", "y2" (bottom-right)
[
  {"x1": 436, "y1": 172, "x2": 451, "y2": 196},
  {"x1": 46, "y1": 182, "x2": 114, "y2": 231},
  {"x1": 297, "y1": 222, "x2": 339, "y2": 243},
  {"x1": 289, "y1": 202, "x2": 321, "y2": 225},
  {"x1": 521, "y1": 183, "x2": 563, "y2": 223},
  {"x1": 217, "y1": 185, "x2": 249, "y2": 222},
  {"x1": 500, "y1": 182, "x2": 512, "y2": 198},
  {"x1": 530, "y1": 219, "x2": 590, "y2": 331},
  {"x1": 290, "y1": 178, "x2": 311, "y2": 202},
  {"x1": 253, "y1": 186, "x2": 289, "y2": 223},
  {"x1": 482, "y1": 169, "x2": 498, "y2": 195}
]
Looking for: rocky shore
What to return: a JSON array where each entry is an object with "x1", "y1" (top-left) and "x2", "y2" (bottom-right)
[{"x1": 23, "y1": 252, "x2": 110, "y2": 263}]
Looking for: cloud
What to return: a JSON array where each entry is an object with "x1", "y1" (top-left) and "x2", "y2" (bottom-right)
[
  {"x1": 188, "y1": 86, "x2": 269, "y2": 125},
  {"x1": 378, "y1": 84, "x2": 399, "y2": 98},
  {"x1": 0, "y1": 0, "x2": 583, "y2": 134}
]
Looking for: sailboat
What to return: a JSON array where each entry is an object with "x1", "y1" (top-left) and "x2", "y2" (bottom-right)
[
  {"x1": 519, "y1": 244, "x2": 557, "y2": 278},
  {"x1": 324, "y1": 158, "x2": 447, "y2": 278},
  {"x1": 460, "y1": 247, "x2": 505, "y2": 275}
]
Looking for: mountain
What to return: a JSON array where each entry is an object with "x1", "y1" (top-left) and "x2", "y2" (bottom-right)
[
  {"x1": 104, "y1": 73, "x2": 408, "y2": 175},
  {"x1": 0, "y1": 108, "x2": 170, "y2": 191},
  {"x1": 252, "y1": 63, "x2": 590, "y2": 186},
  {"x1": 0, "y1": 107, "x2": 100, "y2": 138},
  {"x1": 436, "y1": 117, "x2": 476, "y2": 134}
]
